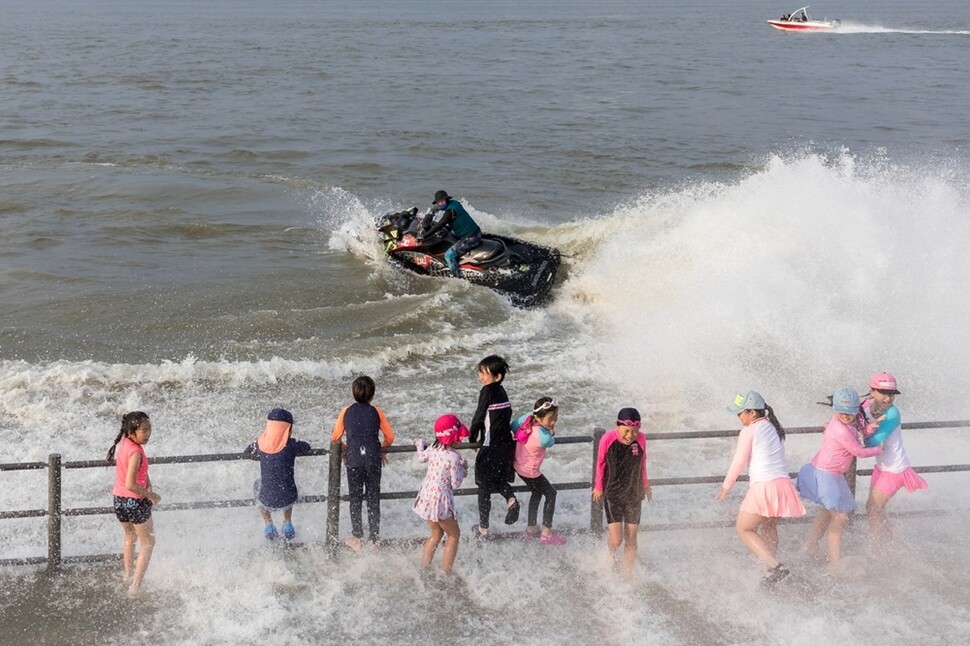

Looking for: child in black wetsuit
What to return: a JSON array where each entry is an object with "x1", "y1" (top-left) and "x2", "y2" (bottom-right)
[{"x1": 469, "y1": 355, "x2": 519, "y2": 538}]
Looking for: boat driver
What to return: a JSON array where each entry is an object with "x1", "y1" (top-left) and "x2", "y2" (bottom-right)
[{"x1": 419, "y1": 190, "x2": 483, "y2": 277}]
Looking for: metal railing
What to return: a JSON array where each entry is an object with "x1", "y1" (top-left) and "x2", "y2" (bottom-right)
[{"x1": 1, "y1": 420, "x2": 968, "y2": 570}]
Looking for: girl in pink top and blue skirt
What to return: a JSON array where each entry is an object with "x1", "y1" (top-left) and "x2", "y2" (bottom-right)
[
  {"x1": 718, "y1": 391, "x2": 805, "y2": 586},
  {"x1": 796, "y1": 387, "x2": 882, "y2": 575}
]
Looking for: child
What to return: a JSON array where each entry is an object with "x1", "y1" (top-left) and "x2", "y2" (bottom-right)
[
  {"x1": 796, "y1": 387, "x2": 882, "y2": 575},
  {"x1": 860, "y1": 372, "x2": 928, "y2": 548},
  {"x1": 331, "y1": 375, "x2": 396, "y2": 552},
  {"x1": 106, "y1": 411, "x2": 161, "y2": 597},
  {"x1": 718, "y1": 391, "x2": 805, "y2": 586},
  {"x1": 414, "y1": 414, "x2": 469, "y2": 574},
  {"x1": 244, "y1": 408, "x2": 311, "y2": 541},
  {"x1": 592, "y1": 407, "x2": 652, "y2": 577},
  {"x1": 513, "y1": 397, "x2": 567, "y2": 545},
  {"x1": 468, "y1": 355, "x2": 519, "y2": 539}
]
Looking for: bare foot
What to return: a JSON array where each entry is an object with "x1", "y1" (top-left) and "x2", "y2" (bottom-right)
[
  {"x1": 126, "y1": 585, "x2": 143, "y2": 599},
  {"x1": 344, "y1": 536, "x2": 363, "y2": 554},
  {"x1": 828, "y1": 560, "x2": 850, "y2": 579}
]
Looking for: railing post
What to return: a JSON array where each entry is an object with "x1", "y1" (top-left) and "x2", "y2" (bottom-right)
[
  {"x1": 326, "y1": 441, "x2": 343, "y2": 557},
  {"x1": 590, "y1": 427, "x2": 605, "y2": 534},
  {"x1": 846, "y1": 456, "x2": 857, "y2": 498},
  {"x1": 47, "y1": 453, "x2": 62, "y2": 571}
]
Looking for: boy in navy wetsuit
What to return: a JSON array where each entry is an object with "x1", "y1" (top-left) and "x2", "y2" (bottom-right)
[
  {"x1": 244, "y1": 408, "x2": 311, "y2": 541},
  {"x1": 331, "y1": 375, "x2": 396, "y2": 552},
  {"x1": 469, "y1": 355, "x2": 520, "y2": 538}
]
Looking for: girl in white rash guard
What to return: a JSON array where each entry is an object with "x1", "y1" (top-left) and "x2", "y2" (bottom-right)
[{"x1": 718, "y1": 391, "x2": 805, "y2": 586}]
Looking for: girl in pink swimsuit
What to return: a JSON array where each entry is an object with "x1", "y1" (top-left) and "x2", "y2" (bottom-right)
[{"x1": 718, "y1": 391, "x2": 805, "y2": 586}]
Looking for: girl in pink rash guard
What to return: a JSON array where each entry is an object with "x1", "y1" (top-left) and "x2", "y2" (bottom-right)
[
  {"x1": 592, "y1": 407, "x2": 652, "y2": 578},
  {"x1": 860, "y1": 372, "x2": 927, "y2": 549},
  {"x1": 718, "y1": 391, "x2": 805, "y2": 586},
  {"x1": 796, "y1": 387, "x2": 882, "y2": 575}
]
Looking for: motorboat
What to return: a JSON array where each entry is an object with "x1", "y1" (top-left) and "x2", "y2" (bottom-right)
[{"x1": 767, "y1": 6, "x2": 840, "y2": 31}]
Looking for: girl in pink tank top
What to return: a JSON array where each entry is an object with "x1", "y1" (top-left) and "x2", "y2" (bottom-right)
[{"x1": 106, "y1": 411, "x2": 161, "y2": 597}]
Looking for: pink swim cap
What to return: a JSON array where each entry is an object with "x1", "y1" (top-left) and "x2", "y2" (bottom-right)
[
  {"x1": 433, "y1": 414, "x2": 469, "y2": 445},
  {"x1": 869, "y1": 372, "x2": 901, "y2": 394}
]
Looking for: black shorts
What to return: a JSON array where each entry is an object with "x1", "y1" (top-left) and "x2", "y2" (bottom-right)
[
  {"x1": 113, "y1": 495, "x2": 153, "y2": 524},
  {"x1": 604, "y1": 495, "x2": 641, "y2": 525}
]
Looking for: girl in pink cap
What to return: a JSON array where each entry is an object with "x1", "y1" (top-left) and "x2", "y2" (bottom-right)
[
  {"x1": 718, "y1": 391, "x2": 805, "y2": 586},
  {"x1": 860, "y1": 372, "x2": 928, "y2": 549},
  {"x1": 413, "y1": 414, "x2": 469, "y2": 574}
]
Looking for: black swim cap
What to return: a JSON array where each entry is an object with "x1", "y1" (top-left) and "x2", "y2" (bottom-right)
[{"x1": 616, "y1": 407, "x2": 641, "y2": 423}]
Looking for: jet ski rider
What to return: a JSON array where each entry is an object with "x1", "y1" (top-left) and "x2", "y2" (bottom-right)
[{"x1": 419, "y1": 190, "x2": 483, "y2": 277}]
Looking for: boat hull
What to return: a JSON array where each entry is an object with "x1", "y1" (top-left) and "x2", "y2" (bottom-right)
[{"x1": 767, "y1": 19, "x2": 837, "y2": 31}]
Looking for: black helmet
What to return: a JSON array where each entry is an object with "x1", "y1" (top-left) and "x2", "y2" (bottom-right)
[{"x1": 433, "y1": 189, "x2": 451, "y2": 203}]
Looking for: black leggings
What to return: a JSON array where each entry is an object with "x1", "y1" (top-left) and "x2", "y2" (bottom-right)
[
  {"x1": 519, "y1": 473, "x2": 557, "y2": 528},
  {"x1": 477, "y1": 479, "x2": 516, "y2": 529},
  {"x1": 346, "y1": 464, "x2": 382, "y2": 541}
]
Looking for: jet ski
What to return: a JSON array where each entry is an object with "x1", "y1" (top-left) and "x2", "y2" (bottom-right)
[{"x1": 376, "y1": 207, "x2": 560, "y2": 308}]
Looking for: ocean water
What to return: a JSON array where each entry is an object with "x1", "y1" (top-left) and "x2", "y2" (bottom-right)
[{"x1": 2, "y1": 0, "x2": 970, "y2": 644}]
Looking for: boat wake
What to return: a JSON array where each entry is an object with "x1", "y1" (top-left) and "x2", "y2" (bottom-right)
[{"x1": 834, "y1": 23, "x2": 970, "y2": 35}]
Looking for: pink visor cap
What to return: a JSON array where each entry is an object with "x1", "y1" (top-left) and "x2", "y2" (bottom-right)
[
  {"x1": 434, "y1": 414, "x2": 470, "y2": 445},
  {"x1": 870, "y1": 372, "x2": 901, "y2": 394}
]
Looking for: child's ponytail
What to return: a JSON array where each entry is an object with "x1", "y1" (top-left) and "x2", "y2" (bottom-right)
[
  {"x1": 106, "y1": 430, "x2": 125, "y2": 464},
  {"x1": 106, "y1": 411, "x2": 150, "y2": 463},
  {"x1": 764, "y1": 403, "x2": 785, "y2": 441}
]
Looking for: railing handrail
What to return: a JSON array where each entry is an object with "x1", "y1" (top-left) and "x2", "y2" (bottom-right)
[
  {"x1": 4, "y1": 420, "x2": 968, "y2": 472},
  {"x1": 0, "y1": 461, "x2": 48, "y2": 472}
]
